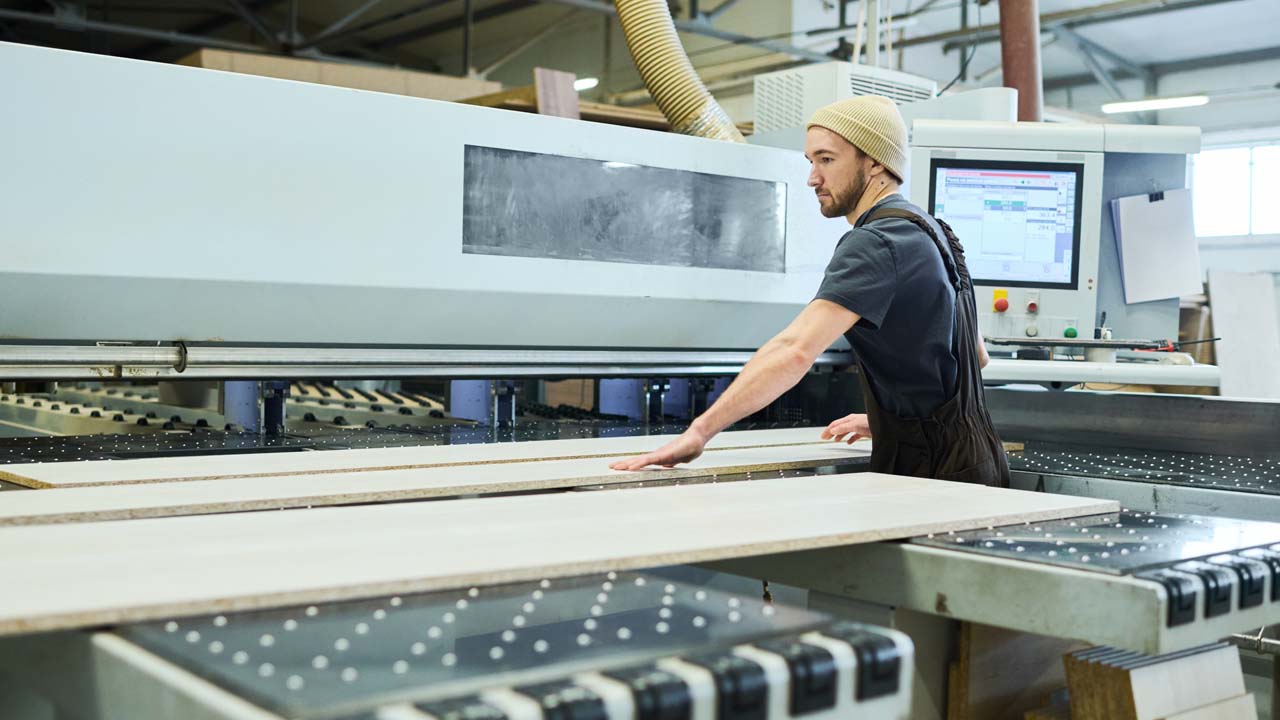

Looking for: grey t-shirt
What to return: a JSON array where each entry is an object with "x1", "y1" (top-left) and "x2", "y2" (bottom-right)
[{"x1": 814, "y1": 195, "x2": 959, "y2": 418}]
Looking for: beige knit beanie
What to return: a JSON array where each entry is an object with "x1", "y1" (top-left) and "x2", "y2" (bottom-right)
[{"x1": 807, "y1": 95, "x2": 908, "y2": 182}]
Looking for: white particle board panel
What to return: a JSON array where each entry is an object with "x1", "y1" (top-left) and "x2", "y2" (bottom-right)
[
  {"x1": 0, "y1": 474, "x2": 1114, "y2": 635},
  {"x1": 0, "y1": 427, "x2": 844, "y2": 488},
  {"x1": 1161, "y1": 694, "x2": 1257, "y2": 720},
  {"x1": 1208, "y1": 270, "x2": 1280, "y2": 400},
  {"x1": 0, "y1": 443, "x2": 869, "y2": 525}
]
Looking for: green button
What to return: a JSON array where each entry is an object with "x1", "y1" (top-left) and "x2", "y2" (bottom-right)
[{"x1": 1064, "y1": 327, "x2": 1078, "y2": 338}]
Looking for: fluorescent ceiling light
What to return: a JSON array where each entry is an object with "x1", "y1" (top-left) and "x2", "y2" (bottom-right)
[
  {"x1": 574, "y1": 77, "x2": 600, "y2": 92},
  {"x1": 1101, "y1": 94, "x2": 1208, "y2": 114}
]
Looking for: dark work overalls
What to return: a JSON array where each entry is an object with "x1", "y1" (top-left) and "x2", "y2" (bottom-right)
[{"x1": 856, "y1": 207, "x2": 1011, "y2": 488}]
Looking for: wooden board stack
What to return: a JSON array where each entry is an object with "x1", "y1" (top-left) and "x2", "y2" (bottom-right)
[
  {"x1": 1163, "y1": 696, "x2": 1261, "y2": 720},
  {"x1": 947, "y1": 622, "x2": 1085, "y2": 720},
  {"x1": 1024, "y1": 705, "x2": 1071, "y2": 720},
  {"x1": 0, "y1": 427, "x2": 855, "y2": 488},
  {"x1": 0, "y1": 473, "x2": 1114, "y2": 636},
  {"x1": 0, "y1": 443, "x2": 871, "y2": 525},
  {"x1": 1063, "y1": 644, "x2": 1255, "y2": 720}
]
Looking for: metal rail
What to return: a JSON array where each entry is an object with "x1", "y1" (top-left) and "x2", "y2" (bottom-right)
[
  {"x1": 1229, "y1": 627, "x2": 1280, "y2": 720},
  {"x1": 0, "y1": 344, "x2": 851, "y2": 380}
]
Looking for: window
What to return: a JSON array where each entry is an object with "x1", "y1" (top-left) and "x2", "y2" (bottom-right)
[
  {"x1": 1252, "y1": 145, "x2": 1280, "y2": 235},
  {"x1": 1192, "y1": 143, "x2": 1280, "y2": 238}
]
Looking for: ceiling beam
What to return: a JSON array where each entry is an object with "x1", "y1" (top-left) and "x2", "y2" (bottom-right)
[
  {"x1": 369, "y1": 0, "x2": 537, "y2": 51},
  {"x1": 130, "y1": 0, "x2": 280, "y2": 59},
  {"x1": 302, "y1": 0, "x2": 389, "y2": 47},
  {"x1": 0, "y1": 7, "x2": 267, "y2": 52},
  {"x1": 533, "y1": 0, "x2": 835, "y2": 63},
  {"x1": 118, "y1": 0, "x2": 420, "y2": 68},
  {"x1": 1053, "y1": 26, "x2": 1157, "y2": 122},
  {"x1": 294, "y1": 0, "x2": 453, "y2": 51},
  {"x1": 1055, "y1": 29, "x2": 1125, "y2": 100},
  {"x1": 1045, "y1": 43, "x2": 1280, "y2": 92},
  {"x1": 478, "y1": 7, "x2": 577, "y2": 78},
  {"x1": 225, "y1": 0, "x2": 278, "y2": 46},
  {"x1": 891, "y1": 0, "x2": 1245, "y2": 53},
  {"x1": 1051, "y1": 24, "x2": 1146, "y2": 77},
  {"x1": 1150, "y1": 43, "x2": 1280, "y2": 74}
]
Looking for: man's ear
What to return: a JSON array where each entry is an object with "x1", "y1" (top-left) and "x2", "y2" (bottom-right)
[{"x1": 867, "y1": 157, "x2": 889, "y2": 181}]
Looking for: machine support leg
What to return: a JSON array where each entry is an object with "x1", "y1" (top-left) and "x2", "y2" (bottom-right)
[
  {"x1": 1267, "y1": 624, "x2": 1280, "y2": 720},
  {"x1": 492, "y1": 380, "x2": 518, "y2": 428},
  {"x1": 644, "y1": 378, "x2": 669, "y2": 425},
  {"x1": 688, "y1": 378, "x2": 715, "y2": 419},
  {"x1": 663, "y1": 378, "x2": 690, "y2": 420},
  {"x1": 1272, "y1": 656, "x2": 1280, "y2": 720},
  {"x1": 262, "y1": 381, "x2": 289, "y2": 435},
  {"x1": 708, "y1": 377, "x2": 731, "y2": 406}
]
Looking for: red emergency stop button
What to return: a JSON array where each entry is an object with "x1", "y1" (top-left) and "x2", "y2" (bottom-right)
[{"x1": 994, "y1": 298, "x2": 1010, "y2": 313}]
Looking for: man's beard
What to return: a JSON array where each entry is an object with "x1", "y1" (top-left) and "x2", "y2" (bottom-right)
[{"x1": 819, "y1": 167, "x2": 867, "y2": 219}]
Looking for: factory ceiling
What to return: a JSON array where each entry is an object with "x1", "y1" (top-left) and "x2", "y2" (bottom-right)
[{"x1": 0, "y1": 0, "x2": 1272, "y2": 101}]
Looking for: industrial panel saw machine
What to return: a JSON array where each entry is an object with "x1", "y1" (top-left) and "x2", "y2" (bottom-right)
[{"x1": 2, "y1": 41, "x2": 1279, "y2": 720}]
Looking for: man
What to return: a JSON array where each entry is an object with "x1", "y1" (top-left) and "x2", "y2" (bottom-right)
[{"x1": 610, "y1": 95, "x2": 1009, "y2": 487}]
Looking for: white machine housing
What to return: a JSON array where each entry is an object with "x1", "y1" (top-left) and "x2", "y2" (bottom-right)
[
  {"x1": 753, "y1": 62, "x2": 936, "y2": 134},
  {"x1": 0, "y1": 41, "x2": 848, "y2": 351},
  {"x1": 909, "y1": 120, "x2": 1201, "y2": 341},
  {"x1": 748, "y1": 65, "x2": 1015, "y2": 185}
]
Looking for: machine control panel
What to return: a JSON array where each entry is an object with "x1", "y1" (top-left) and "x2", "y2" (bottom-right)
[
  {"x1": 980, "y1": 286, "x2": 1083, "y2": 341},
  {"x1": 909, "y1": 146, "x2": 1104, "y2": 353}
]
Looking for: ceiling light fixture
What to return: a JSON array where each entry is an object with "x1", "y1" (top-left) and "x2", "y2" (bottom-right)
[{"x1": 1100, "y1": 94, "x2": 1209, "y2": 114}]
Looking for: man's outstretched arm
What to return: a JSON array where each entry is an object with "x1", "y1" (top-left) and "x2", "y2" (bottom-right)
[{"x1": 609, "y1": 299, "x2": 860, "y2": 471}]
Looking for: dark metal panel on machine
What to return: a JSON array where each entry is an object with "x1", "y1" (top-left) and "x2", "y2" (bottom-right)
[
  {"x1": 1012, "y1": 443, "x2": 1280, "y2": 496},
  {"x1": 462, "y1": 146, "x2": 788, "y2": 273},
  {"x1": 985, "y1": 388, "x2": 1280, "y2": 459}
]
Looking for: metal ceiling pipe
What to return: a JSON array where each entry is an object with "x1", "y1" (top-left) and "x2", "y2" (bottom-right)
[
  {"x1": 0, "y1": 8, "x2": 266, "y2": 52},
  {"x1": 537, "y1": 0, "x2": 832, "y2": 63},
  {"x1": 998, "y1": 0, "x2": 1044, "y2": 121}
]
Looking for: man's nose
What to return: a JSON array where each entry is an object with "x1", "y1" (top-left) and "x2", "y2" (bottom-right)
[{"x1": 807, "y1": 167, "x2": 821, "y2": 187}]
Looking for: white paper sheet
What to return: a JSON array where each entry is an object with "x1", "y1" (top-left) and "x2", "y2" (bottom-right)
[{"x1": 1110, "y1": 188, "x2": 1202, "y2": 304}]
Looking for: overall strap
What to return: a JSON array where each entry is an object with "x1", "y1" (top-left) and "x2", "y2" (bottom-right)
[
  {"x1": 862, "y1": 207, "x2": 963, "y2": 292},
  {"x1": 932, "y1": 216, "x2": 975, "y2": 292}
]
